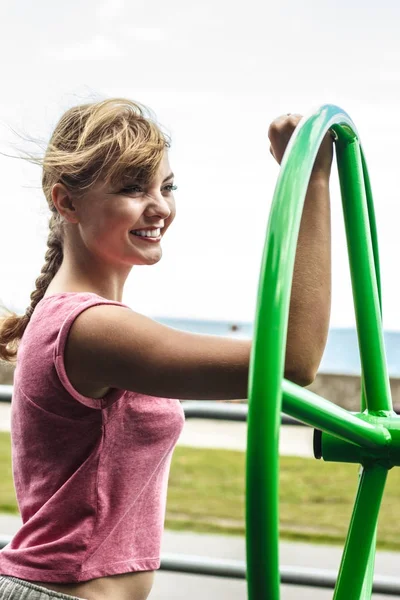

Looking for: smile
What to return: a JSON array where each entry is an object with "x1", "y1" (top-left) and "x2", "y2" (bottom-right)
[
  {"x1": 129, "y1": 232, "x2": 161, "y2": 243},
  {"x1": 131, "y1": 227, "x2": 161, "y2": 238}
]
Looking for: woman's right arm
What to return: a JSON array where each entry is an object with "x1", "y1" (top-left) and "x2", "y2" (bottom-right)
[{"x1": 64, "y1": 305, "x2": 309, "y2": 401}]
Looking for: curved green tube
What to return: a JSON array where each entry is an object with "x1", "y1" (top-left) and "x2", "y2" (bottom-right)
[{"x1": 246, "y1": 105, "x2": 391, "y2": 599}]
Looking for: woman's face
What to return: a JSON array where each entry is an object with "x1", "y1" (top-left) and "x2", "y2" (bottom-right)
[{"x1": 72, "y1": 152, "x2": 177, "y2": 268}]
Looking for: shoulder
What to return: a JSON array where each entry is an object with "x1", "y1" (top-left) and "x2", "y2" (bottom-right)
[
  {"x1": 63, "y1": 303, "x2": 133, "y2": 398},
  {"x1": 64, "y1": 303, "x2": 165, "y2": 392},
  {"x1": 65, "y1": 303, "x2": 136, "y2": 363}
]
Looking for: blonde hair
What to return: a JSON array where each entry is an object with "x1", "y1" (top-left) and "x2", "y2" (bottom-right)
[{"x1": 0, "y1": 98, "x2": 171, "y2": 362}]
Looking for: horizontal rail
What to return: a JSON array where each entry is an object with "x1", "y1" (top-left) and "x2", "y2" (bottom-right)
[
  {"x1": 182, "y1": 400, "x2": 301, "y2": 425},
  {"x1": 0, "y1": 386, "x2": 303, "y2": 425},
  {"x1": 0, "y1": 536, "x2": 399, "y2": 594},
  {"x1": 0, "y1": 384, "x2": 388, "y2": 438},
  {"x1": 161, "y1": 554, "x2": 400, "y2": 595},
  {"x1": 0, "y1": 386, "x2": 13, "y2": 402}
]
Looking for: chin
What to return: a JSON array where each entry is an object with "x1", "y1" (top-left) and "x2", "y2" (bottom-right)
[
  {"x1": 147, "y1": 257, "x2": 161, "y2": 266},
  {"x1": 138, "y1": 253, "x2": 162, "y2": 266}
]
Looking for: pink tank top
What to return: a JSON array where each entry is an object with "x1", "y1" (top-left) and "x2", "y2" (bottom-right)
[{"x1": 0, "y1": 292, "x2": 185, "y2": 583}]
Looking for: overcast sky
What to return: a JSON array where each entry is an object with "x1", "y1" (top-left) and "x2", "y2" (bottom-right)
[{"x1": 1, "y1": 0, "x2": 400, "y2": 331}]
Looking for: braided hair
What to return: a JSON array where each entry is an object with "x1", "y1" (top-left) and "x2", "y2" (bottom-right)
[{"x1": 25, "y1": 212, "x2": 64, "y2": 319}]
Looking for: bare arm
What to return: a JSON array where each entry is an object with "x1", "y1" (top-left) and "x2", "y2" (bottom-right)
[
  {"x1": 65, "y1": 309, "x2": 252, "y2": 400},
  {"x1": 270, "y1": 115, "x2": 333, "y2": 386},
  {"x1": 65, "y1": 115, "x2": 332, "y2": 400},
  {"x1": 284, "y1": 174, "x2": 331, "y2": 385}
]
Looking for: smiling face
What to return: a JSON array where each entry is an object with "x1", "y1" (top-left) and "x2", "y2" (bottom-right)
[{"x1": 64, "y1": 151, "x2": 177, "y2": 269}]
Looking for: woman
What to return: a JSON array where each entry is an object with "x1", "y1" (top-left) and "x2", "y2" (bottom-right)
[{"x1": 0, "y1": 99, "x2": 332, "y2": 600}]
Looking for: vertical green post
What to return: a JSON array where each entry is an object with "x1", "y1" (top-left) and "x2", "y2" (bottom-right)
[
  {"x1": 335, "y1": 137, "x2": 392, "y2": 414},
  {"x1": 333, "y1": 466, "x2": 387, "y2": 599},
  {"x1": 359, "y1": 528, "x2": 377, "y2": 599}
]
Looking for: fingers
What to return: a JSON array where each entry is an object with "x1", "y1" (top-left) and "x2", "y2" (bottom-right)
[
  {"x1": 268, "y1": 113, "x2": 303, "y2": 165},
  {"x1": 268, "y1": 113, "x2": 334, "y2": 174},
  {"x1": 271, "y1": 113, "x2": 302, "y2": 126},
  {"x1": 268, "y1": 113, "x2": 302, "y2": 137}
]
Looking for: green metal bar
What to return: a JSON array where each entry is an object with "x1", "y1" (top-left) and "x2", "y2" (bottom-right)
[
  {"x1": 360, "y1": 148, "x2": 384, "y2": 414},
  {"x1": 333, "y1": 466, "x2": 388, "y2": 599},
  {"x1": 357, "y1": 465, "x2": 377, "y2": 600},
  {"x1": 335, "y1": 138, "x2": 392, "y2": 414},
  {"x1": 361, "y1": 149, "x2": 382, "y2": 309},
  {"x1": 358, "y1": 150, "x2": 390, "y2": 598},
  {"x1": 359, "y1": 527, "x2": 377, "y2": 599},
  {"x1": 358, "y1": 153, "x2": 383, "y2": 597},
  {"x1": 247, "y1": 104, "x2": 394, "y2": 599},
  {"x1": 320, "y1": 415, "x2": 400, "y2": 467},
  {"x1": 281, "y1": 379, "x2": 389, "y2": 449},
  {"x1": 246, "y1": 105, "x2": 369, "y2": 600}
]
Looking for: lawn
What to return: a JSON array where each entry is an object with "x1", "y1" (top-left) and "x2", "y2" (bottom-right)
[{"x1": 1, "y1": 432, "x2": 400, "y2": 549}]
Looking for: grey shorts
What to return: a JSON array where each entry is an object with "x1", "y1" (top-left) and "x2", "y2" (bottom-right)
[{"x1": 0, "y1": 576, "x2": 87, "y2": 599}]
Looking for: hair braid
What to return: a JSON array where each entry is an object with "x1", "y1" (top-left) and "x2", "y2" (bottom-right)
[
  {"x1": 0, "y1": 213, "x2": 63, "y2": 362},
  {"x1": 25, "y1": 213, "x2": 63, "y2": 318}
]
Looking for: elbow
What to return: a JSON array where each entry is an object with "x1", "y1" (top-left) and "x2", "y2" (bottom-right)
[{"x1": 284, "y1": 366, "x2": 316, "y2": 387}]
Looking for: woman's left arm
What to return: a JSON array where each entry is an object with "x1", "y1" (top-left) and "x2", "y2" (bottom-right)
[{"x1": 269, "y1": 115, "x2": 333, "y2": 386}]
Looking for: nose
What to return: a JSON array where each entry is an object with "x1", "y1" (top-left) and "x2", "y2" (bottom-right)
[{"x1": 145, "y1": 192, "x2": 172, "y2": 220}]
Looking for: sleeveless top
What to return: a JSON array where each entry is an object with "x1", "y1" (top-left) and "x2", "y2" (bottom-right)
[{"x1": 0, "y1": 292, "x2": 185, "y2": 583}]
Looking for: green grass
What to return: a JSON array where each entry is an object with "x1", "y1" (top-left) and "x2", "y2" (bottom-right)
[
  {"x1": 0, "y1": 432, "x2": 16, "y2": 513},
  {"x1": 1, "y1": 431, "x2": 400, "y2": 549}
]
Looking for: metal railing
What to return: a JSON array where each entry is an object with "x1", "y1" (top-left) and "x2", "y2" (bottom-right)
[
  {"x1": 1, "y1": 388, "x2": 400, "y2": 593},
  {"x1": 0, "y1": 531, "x2": 398, "y2": 595},
  {"x1": 0, "y1": 385, "x2": 13, "y2": 402}
]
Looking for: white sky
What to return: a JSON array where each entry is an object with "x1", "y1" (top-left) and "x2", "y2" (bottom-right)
[{"x1": 1, "y1": 0, "x2": 400, "y2": 329}]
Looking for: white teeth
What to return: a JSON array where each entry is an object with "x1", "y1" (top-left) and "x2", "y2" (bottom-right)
[{"x1": 132, "y1": 228, "x2": 161, "y2": 238}]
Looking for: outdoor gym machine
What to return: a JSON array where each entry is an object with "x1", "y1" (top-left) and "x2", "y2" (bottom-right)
[{"x1": 247, "y1": 104, "x2": 395, "y2": 600}]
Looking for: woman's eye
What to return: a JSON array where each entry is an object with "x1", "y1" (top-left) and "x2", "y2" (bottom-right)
[
  {"x1": 164, "y1": 184, "x2": 178, "y2": 193},
  {"x1": 119, "y1": 184, "x2": 178, "y2": 195},
  {"x1": 120, "y1": 185, "x2": 142, "y2": 194}
]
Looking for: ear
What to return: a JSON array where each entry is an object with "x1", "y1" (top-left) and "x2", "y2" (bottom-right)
[{"x1": 51, "y1": 183, "x2": 79, "y2": 224}]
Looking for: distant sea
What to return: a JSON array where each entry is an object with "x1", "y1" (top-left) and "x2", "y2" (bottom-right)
[{"x1": 154, "y1": 317, "x2": 400, "y2": 378}]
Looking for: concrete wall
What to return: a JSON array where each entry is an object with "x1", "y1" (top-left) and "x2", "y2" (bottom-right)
[
  {"x1": 1, "y1": 362, "x2": 399, "y2": 412},
  {"x1": 308, "y1": 373, "x2": 400, "y2": 413}
]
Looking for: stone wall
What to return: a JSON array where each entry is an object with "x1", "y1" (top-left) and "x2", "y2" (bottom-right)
[{"x1": 308, "y1": 373, "x2": 400, "y2": 413}]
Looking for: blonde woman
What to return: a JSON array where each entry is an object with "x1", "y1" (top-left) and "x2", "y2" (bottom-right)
[{"x1": 0, "y1": 99, "x2": 332, "y2": 600}]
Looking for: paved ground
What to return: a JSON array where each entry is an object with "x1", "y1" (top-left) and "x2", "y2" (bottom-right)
[{"x1": 178, "y1": 417, "x2": 314, "y2": 457}]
